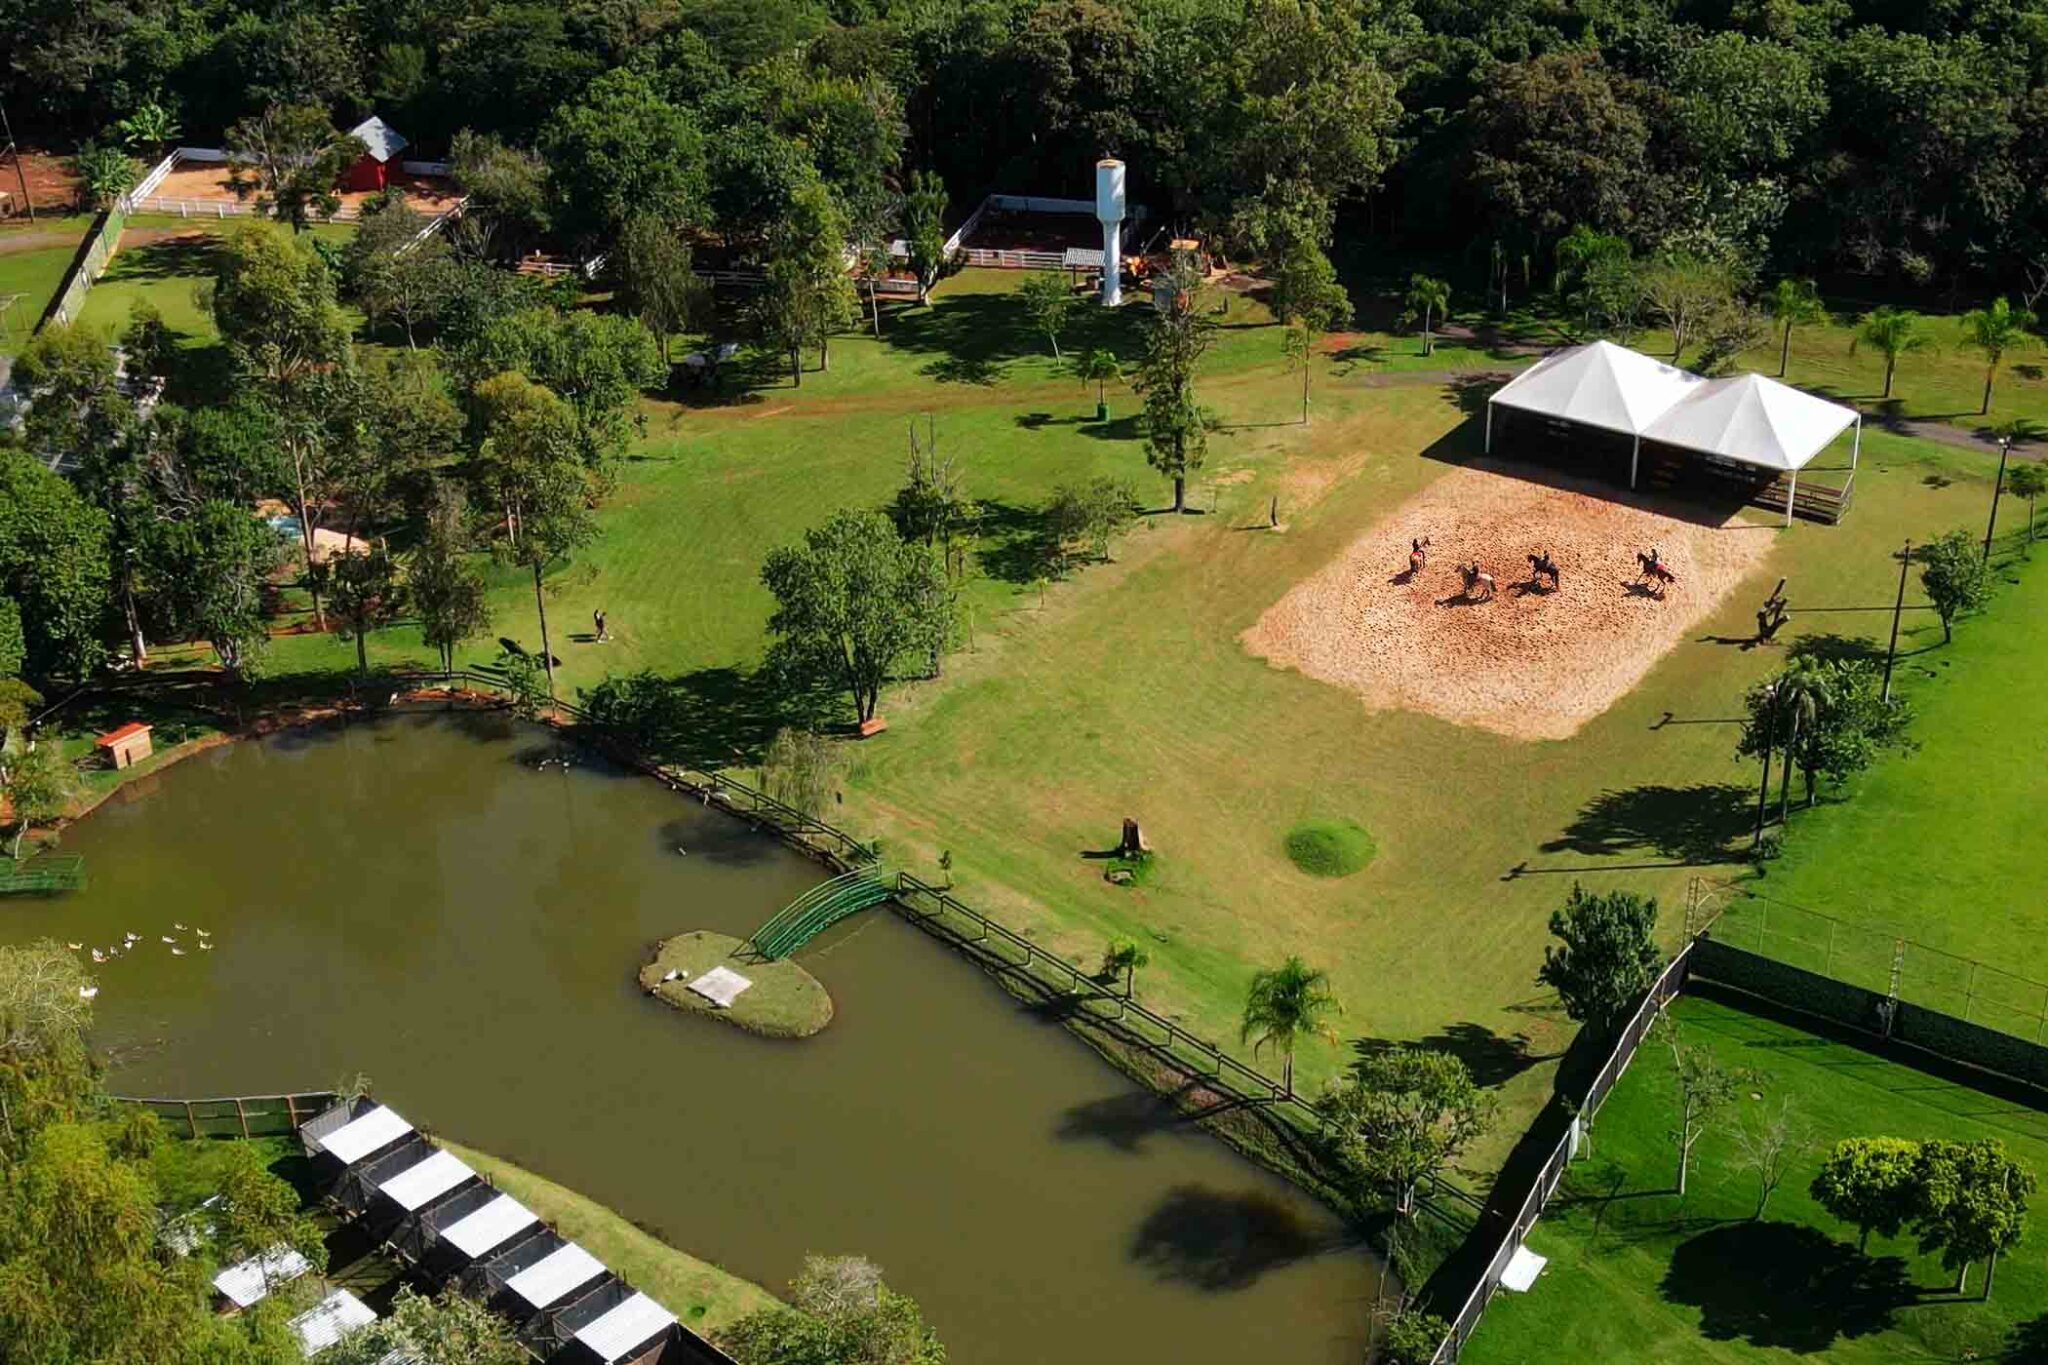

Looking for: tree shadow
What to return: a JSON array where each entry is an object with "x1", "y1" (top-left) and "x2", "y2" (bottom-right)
[
  {"x1": 1788, "y1": 632, "x2": 1885, "y2": 666},
  {"x1": 1542, "y1": 783, "x2": 1753, "y2": 864},
  {"x1": 1349, "y1": 1023, "x2": 1555, "y2": 1089},
  {"x1": 1128, "y1": 1185, "x2": 1347, "y2": 1292},
  {"x1": 2005, "y1": 1313, "x2": 2048, "y2": 1362},
  {"x1": 657, "y1": 815, "x2": 779, "y2": 867},
  {"x1": 1662, "y1": 1222, "x2": 1910, "y2": 1351},
  {"x1": 972, "y1": 497, "x2": 1060, "y2": 585},
  {"x1": 1057, "y1": 1091, "x2": 1191, "y2": 1153},
  {"x1": 576, "y1": 665, "x2": 837, "y2": 768}
]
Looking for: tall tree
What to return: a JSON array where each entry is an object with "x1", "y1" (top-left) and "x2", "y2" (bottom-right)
[
  {"x1": 1134, "y1": 251, "x2": 1215, "y2": 513},
  {"x1": 720, "y1": 1254, "x2": 945, "y2": 1365},
  {"x1": 224, "y1": 103, "x2": 366, "y2": 231},
  {"x1": 471, "y1": 372, "x2": 596, "y2": 699},
  {"x1": 1016, "y1": 272, "x2": 1077, "y2": 360},
  {"x1": 1402, "y1": 274, "x2": 1451, "y2": 356},
  {"x1": 2, "y1": 739, "x2": 78, "y2": 859},
  {"x1": 756, "y1": 181, "x2": 856, "y2": 381},
  {"x1": 1639, "y1": 253, "x2": 1738, "y2": 361},
  {"x1": 1317, "y1": 1045, "x2": 1493, "y2": 1215},
  {"x1": 1919, "y1": 529, "x2": 1990, "y2": 643},
  {"x1": 1913, "y1": 1139, "x2": 2035, "y2": 1297},
  {"x1": 2006, "y1": 461, "x2": 2048, "y2": 550},
  {"x1": 141, "y1": 501, "x2": 280, "y2": 677},
  {"x1": 0, "y1": 449, "x2": 112, "y2": 679},
  {"x1": 409, "y1": 483, "x2": 492, "y2": 674},
  {"x1": 1764, "y1": 279, "x2": 1826, "y2": 378},
  {"x1": 326, "y1": 1286, "x2": 524, "y2": 1365},
  {"x1": 1958, "y1": 297, "x2": 2039, "y2": 416},
  {"x1": 610, "y1": 214, "x2": 708, "y2": 366},
  {"x1": 1269, "y1": 239, "x2": 1350, "y2": 423},
  {"x1": 340, "y1": 200, "x2": 447, "y2": 348},
  {"x1": 542, "y1": 68, "x2": 706, "y2": 242},
  {"x1": 1663, "y1": 1020, "x2": 1739, "y2": 1198},
  {"x1": 1239, "y1": 955, "x2": 1341, "y2": 1097},
  {"x1": 1853, "y1": 307, "x2": 1931, "y2": 401},
  {"x1": 1811, "y1": 1137, "x2": 1926, "y2": 1254},
  {"x1": 326, "y1": 547, "x2": 404, "y2": 674},
  {"x1": 903, "y1": 169, "x2": 948, "y2": 306},
  {"x1": 759, "y1": 508, "x2": 951, "y2": 725},
  {"x1": 1538, "y1": 884, "x2": 1662, "y2": 1038}
]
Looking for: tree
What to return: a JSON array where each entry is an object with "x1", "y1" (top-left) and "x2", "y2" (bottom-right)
[
  {"x1": 1912, "y1": 1139, "x2": 2035, "y2": 1297},
  {"x1": 1045, "y1": 477, "x2": 1139, "y2": 570},
  {"x1": 1538, "y1": 884, "x2": 1662, "y2": 1037},
  {"x1": 142, "y1": 501, "x2": 280, "y2": 677},
  {"x1": 409, "y1": 483, "x2": 492, "y2": 674},
  {"x1": 473, "y1": 307, "x2": 663, "y2": 482},
  {"x1": 1744, "y1": 658, "x2": 1913, "y2": 809},
  {"x1": 340, "y1": 201, "x2": 446, "y2": 348},
  {"x1": 1270, "y1": 240, "x2": 1349, "y2": 422},
  {"x1": 447, "y1": 130, "x2": 551, "y2": 261},
  {"x1": 1812, "y1": 1136, "x2": 1924, "y2": 1252},
  {"x1": 720, "y1": 1253, "x2": 945, "y2": 1365},
  {"x1": 68, "y1": 140, "x2": 137, "y2": 210},
  {"x1": 1016, "y1": 272, "x2": 1077, "y2": 361},
  {"x1": 3, "y1": 738, "x2": 78, "y2": 859},
  {"x1": 1239, "y1": 956, "x2": 1341, "y2": 1097},
  {"x1": 854, "y1": 237, "x2": 894, "y2": 339},
  {"x1": 760, "y1": 508, "x2": 951, "y2": 725},
  {"x1": 1100, "y1": 938, "x2": 1149, "y2": 998},
  {"x1": 1853, "y1": 307, "x2": 1931, "y2": 401},
  {"x1": 326, "y1": 547, "x2": 404, "y2": 674},
  {"x1": 1134, "y1": 251, "x2": 1215, "y2": 513},
  {"x1": 543, "y1": 69, "x2": 706, "y2": 243},
  {"x1": 1958, "y1": 297, "x2": 2039, "y2": 415},
  {"x1": 1072, "y1": 348, "x2": 1122, "y2": 420},
  {"x1": 2006, "y1": 460, "x2": 2048, "y2": 550},
  {"x1": 754, "y1": 182, "x2": 856, "y2": 384},
  {"x1": 1731, "y1": 1099, "x2": 1805, "y2": 1220},
  {"x1": 1379, "y1": 1308, "x2": 1451, "y2": 1365},
  {"x1": 113, "y1": 102, "x2": 179, "y2": 159},
  {"x1": 1764, "y1": 278, "x2": 1826, "y2": 378},
  {"x1": 889, "y1": 422, "x2": 973, "y2": 567},
  {"x1": 903, "y1": 169, "x2": 948, "y2": 306},
  {"x1": 0, "y1": 449, "x2": 112, "y2": 679},
  {"x1": 610, "y1": 214, "x2": 708, "y2": 366},
  {"x1": 472, "y1": 372, "x2": 596, "y2": 699},
  {"x1": 209, "y1": 1139, "x2": 324, "y2": 1270},
  {"x1": 327, "y1": 1286, "x2": 524, "y2": 1365},
  {"x1": 224, "y1": 103, "x2": 366, "y2": 231},
  {"x1": 1402, "y1": 274, "x2": 1451, "y2": 356},
  {"x1": 758, "y1": 727, "x2": 838, "y2": 818},
  {"x1": 1919, "y1": 529, "x2": 1990, "y2": 643},
  {"x1": 1663, "y1": 1020, "x2": 1739, "y2": 1198},
  {"x1": 1639, "y1": 254, "x2": 1738, "y2": 361},
  {"x1": 121, "y1": 302, "x2": 175, "y2": 390},
  {"x1": 1317, "y1": 1045, "x2": 1493, "y2": 1215},
  {"x1": 1464, "y1": 52, "x2": 1653, "y2": 242}
]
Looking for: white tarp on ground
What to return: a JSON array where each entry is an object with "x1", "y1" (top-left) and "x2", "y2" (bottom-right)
[
  {"x1": 688, "y1": 965, "x2": 753, "y2": 1008},
  {"x1": 1489, "y1": 341, "x2": 1858, "y2": 475},
  {"x1": 574, "y1": 1292, "x2": 678, "y2": 1363},
  {"x1": 377, "y1": 1148, "x2": 475, "y2": 1212},
  {"x1": 1489, "y1": 340, "x2": 1705, "y2": 438},
  {"x1": 318, "y1": 1105, "x2": 413, "y2": 1165},
  {"x1": 1500, "y1": 1243, "x2": 1548, "y2": 1293},
  {"x1": 212, "y1": 1246, "x2": 312, "y2": 1308},
  {"x1": 439, "y1": 1193, "x2": 538, "y2": 1259},
  {"x1": 290, "y1": 1288, "x2": 378, "y2": 1356},
  {"x1": 1644, "y1": 372, "x2": 1860, "y2": 473},
  {"x1": 506, "y1": 1243, "x2": 606, "y2": 1310}
]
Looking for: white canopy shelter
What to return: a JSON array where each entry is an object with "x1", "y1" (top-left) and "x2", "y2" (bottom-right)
[
  {"x1": 506, "y1": 1242, "x2": 607, "y2": 1310},
  {"x1": 376, "y1": 1148, "x2": 475, "y2": 1213},
  {"x1": 439, "y1": 1193, "x2": 538, "y2": 1260},
  {"x1": 1486, "y1": 341, "x2": 1861, "y2": 524},
  {"x1": 574, "y1": 1292, "x2": 678, "y2": 1363},
  {"x1": 317, "y1": 1105, "x2": 413, "y2": 1166}
]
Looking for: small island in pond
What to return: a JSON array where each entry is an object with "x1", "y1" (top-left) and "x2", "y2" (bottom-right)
[{"x1": 639, "y1": 930, "x2": 834, "y2": 1039}]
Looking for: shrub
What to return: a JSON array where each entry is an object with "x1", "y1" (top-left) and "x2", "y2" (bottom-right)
[{"x1": 1283, "y1": 818, "x2": 1376, "y2": 877}]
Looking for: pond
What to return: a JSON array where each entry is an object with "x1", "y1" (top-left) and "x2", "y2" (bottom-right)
[{"x1": 8, "y1": 711, "x2": 1377, "y2": 1363}]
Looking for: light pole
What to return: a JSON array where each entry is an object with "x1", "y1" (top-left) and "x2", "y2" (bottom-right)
[
  {"x1": 0, "y1": 98, "x2": 33, "y2": 224},
  {"x1": 1882, "y1": 539, "x2": 1911, "y2": 703},
  {"x1": 1984, "y1": 435, "x2": 2012, "y2": 563}
]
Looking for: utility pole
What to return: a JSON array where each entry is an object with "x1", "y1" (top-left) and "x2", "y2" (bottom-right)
[
  {"x1": 1752, "y1": 682, "x2": 1776, "y2": 848},
  {"x1": 1882, "y1": 539, "x2": 1911, "y2": 702},
  {"x1": 1984, "y1": 435, "x2": 2012, "y2": 563},
  {"x1": 0, "y1": 98, "x2": 32, "y2": 223}
]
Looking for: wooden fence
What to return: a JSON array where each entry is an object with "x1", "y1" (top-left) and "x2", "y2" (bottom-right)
[{"x1": 116, "y1": 1090, "x2": 341, "y2": 1139}]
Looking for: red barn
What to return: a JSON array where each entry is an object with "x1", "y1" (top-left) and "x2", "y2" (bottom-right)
[{"x1": 340, "y1": 116, "x2": 408, "y2": 193}]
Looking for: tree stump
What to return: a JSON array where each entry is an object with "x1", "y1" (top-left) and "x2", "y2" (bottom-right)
[{"x1": 1119, "y1": 819, "x2": 1149, "y2": 857}]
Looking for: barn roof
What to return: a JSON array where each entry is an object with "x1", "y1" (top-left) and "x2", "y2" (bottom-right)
[{"x1": 348, "y1": 116, "x2": 409, "y2": 163}]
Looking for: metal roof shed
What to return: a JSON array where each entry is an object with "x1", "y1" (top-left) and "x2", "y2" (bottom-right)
[
  {"x1": 438, "y1": 1193, "x2": 539, "y2": 1263},
  {"x1": 290, "y1": 1288, "x2": 378, "y2": 1356},
  {"x1": 378, "y1": 1149, "x2": 476, "y2": 1213},
  {"x1": 211, "y1": 1246, "x2": 312, "y2": 1309},
  {"x1": 505, "y1": 1242, "x2": 608, "y2": 1313},
  {"x1": 574, "y1": 1292, "x2": 678, "y2": 1364},
  {"x1": 314, "y1": 1104, "x2": 414, "y2": 1168}
]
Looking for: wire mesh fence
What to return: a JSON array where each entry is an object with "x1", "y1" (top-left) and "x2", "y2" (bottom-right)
[{"x1": 1703, "y1": 884, "x2": 2048, "y2": 1043}]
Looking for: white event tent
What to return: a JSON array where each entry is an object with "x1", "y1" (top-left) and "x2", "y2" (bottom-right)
[{"x1": 1485, "y1": 341, "x2": 1861, "y2": 524}]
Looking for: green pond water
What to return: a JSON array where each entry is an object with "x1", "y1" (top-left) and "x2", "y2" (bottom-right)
[{"x1": 8, "y1": 711, "x2": 1378, "y2": 1362}]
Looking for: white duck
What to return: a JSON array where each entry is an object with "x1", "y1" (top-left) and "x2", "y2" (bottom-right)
[{"x1": 78, "y1": 986, "x2": 98, "y2": 1001}]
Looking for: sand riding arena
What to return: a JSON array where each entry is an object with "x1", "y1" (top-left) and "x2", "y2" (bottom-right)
[{"x1": 1243, "y1": 462, "x2": 1775, "y2": 741}]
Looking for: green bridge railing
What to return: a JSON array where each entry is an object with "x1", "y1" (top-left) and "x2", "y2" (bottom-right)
[
  {"x1": 0, "y1": 854, "x2": 86, "y2": 895},
  {"x1": 746, "y1": 869, "x2": 895, "y2": 960}
]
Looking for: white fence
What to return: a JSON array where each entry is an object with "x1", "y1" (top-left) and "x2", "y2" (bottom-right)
[{"x1": 122, "y1": 151, "x2": 180, "y2": 208}]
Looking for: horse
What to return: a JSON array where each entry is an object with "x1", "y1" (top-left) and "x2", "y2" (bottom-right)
[
  {"x1": 1527, "y1": 551, "x2": 1561, "y2": 591},
  {"x1": 1409, "y1": 536, "x2": 1431, "y2": 576},
  {"x1": 1636, "y1": 549, "x2": 1677, "y2": 594},
  {"x1": 1457, "y1": 561, "x2": 1496, "y2": 601}
]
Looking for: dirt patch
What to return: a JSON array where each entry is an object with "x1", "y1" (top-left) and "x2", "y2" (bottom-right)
[
  {"x1": 141, "y1": 164, "x2": 460, "y2": 218},
  {"x1": 1242, "y1": 461, "x2": 1776, "y2": 741},
  {"x1": 0, "y1": 152, "x2": 82, "y2": 216}
]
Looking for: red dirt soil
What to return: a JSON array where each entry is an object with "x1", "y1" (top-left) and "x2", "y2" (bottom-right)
[
  {"x1": 0, "y1": 151, "x2": 83, "y2": 216},
  {"x1": 140, "y1": 164, "x2": 461, "y2": 217},
  {"x1": 1242, "y1": 461, "x2": 1778, "y2": 741}
]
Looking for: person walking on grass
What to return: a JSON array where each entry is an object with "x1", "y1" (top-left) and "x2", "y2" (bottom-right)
[{"x1": 594, "y1": 608, "x2": 610, "y2": 643}]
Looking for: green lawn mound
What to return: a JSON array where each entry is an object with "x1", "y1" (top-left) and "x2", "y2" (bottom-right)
[
  {"x1": 1283, "y1": 819, "x2": 1377, "y2": 878},
  {"x1": 638, "y1": 930, "x2": 833, "y2": 1039}
]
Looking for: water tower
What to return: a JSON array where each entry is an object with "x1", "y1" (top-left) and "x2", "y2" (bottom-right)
[{"x1": 1095, "y1": 158, "x2": 1126, "y2": 307}]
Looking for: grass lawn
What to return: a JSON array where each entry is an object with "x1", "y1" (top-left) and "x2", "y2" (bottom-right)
[
  {"x1": 0, "y1": 214, "x2": 96, "y2": 354},
  {"x1": 1461, "y1": 992, "x2": 2048, "y2": 1364},
  {"x1": 439, "y1": 1140, "x2": 777, "y2": 1335},
  {"x1": 1730, "y1": 530, "x2": 2048, "y2": 998}
]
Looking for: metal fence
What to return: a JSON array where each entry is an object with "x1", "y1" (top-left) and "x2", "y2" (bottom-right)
[
  {"x1": 1707, "y1": 886, "x2": 2048, "y2": 1043},
  {"x1": 1428, "y1": 943, "x2": 1696, "y2": 1363},
  {"x1": 39, "y1": 206, "x2": 124, "y2": 329},
  {"x1": 116, "y1": 1090, "x2": 340, "y2": 1139}
]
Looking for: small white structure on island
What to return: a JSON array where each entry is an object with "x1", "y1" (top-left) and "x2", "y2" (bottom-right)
[
  {"x1": 1096, "y1": 158, "x2": 1126, "y2": 307},
  {"x1": 687, "y1": 965, "x2": 754, "y2": 1008}
]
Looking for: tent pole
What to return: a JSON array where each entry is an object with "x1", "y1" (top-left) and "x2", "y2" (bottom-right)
[
  {"x1": 1630, "y1": 435, "x2": 1640, "y2": 489},
  {"x1": 1786, "y1": 469, "x2": 1798, "y2": 527},
  {"x1": 1851, "y1": 415, "x2": 1861, "y2": 477},
  {"x1": 1485, "y1": 400, "x2": 1494, "y2": 455}
]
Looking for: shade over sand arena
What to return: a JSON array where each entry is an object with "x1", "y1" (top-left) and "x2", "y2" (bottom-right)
[{"x1": 1242, "y1": 463, "x2": 1775, "y2": 741}]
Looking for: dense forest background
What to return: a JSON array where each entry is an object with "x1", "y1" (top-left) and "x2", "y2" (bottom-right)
[{"x1": 6, "y1": 0, "x2": 2048, "y2": 299}]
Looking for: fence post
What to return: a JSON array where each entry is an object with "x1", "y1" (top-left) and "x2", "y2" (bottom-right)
[
  {"x1": 184, "y1": 1100, "x2": 198, "y2": 1139},
  {"x1": 235, "y1": 1097, "x2": 250, "y2": 1138}
]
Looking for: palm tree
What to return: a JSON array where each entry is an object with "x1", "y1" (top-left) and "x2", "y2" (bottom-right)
[
  {"x1": 1240, "y1": 956, "x2": 1342, "y2": 1097},
  {"x1": 1403, "y1": 274, "x2": 1451, "y2": 356},
  {"x1": 1773, "y1": 658, "x2": 1832, "y2": 816},
  {"x1": 1765, "y1": 278, "x2": 1826, "y2": 378},
  {"x1": 1852, "y1": 307, "x2": 1930, "y2": 400},
  {"x1": 1072, "y1": 348, "x2": 1122, "y2": 420},
  {"x1": 1959, "y1": 297, "x2": 2039, "y2": 416},
  {"x1": 1100, "y1": 938, "x2": 1150, "y2": 998}
]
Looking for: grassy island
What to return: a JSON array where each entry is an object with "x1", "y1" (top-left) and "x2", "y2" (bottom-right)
[{"x1": 638, "y1": 931, "x2": 834, "y2": 1039}]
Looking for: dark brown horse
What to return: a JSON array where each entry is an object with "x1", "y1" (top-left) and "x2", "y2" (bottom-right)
[
  {"x1": 1527, "y1": 551, "x2": 1561, "y2": 590},
  {"x1": 1409, "y1": 536, "x2": 1431, "y2": 576},
  {"x1": 1636, "y1": 549, "x2": 1677, "y2": 594}
]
